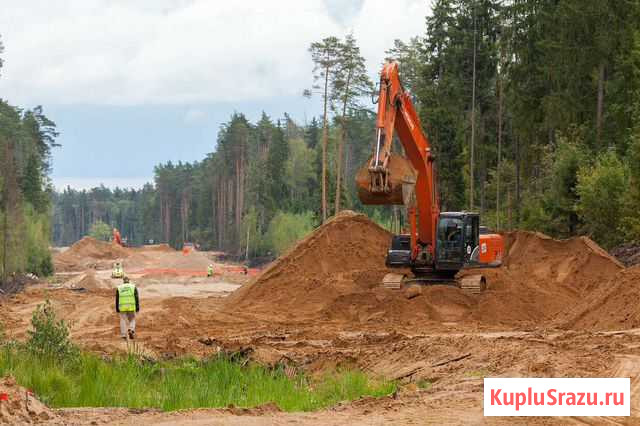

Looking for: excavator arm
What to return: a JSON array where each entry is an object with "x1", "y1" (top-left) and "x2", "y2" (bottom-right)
[{"x1": 359, "y1": 61, "x2": 439, "y2": 259}]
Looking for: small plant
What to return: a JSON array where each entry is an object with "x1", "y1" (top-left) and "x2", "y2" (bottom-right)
[
  {"x1": 416, "y1": 379, "x2": 432, "y2": 389},
  {"x1": 464, "y1": 369, "x2": 488, "y2": 378},
  {"x1": 27, "y1": 300, "x2": 77, "y2": 361}
]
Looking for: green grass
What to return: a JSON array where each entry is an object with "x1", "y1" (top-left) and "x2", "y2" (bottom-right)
[
  {"x1": 0, "y1": 345, "x2": 395, "y2": 411},
  {"x1": 464, "y1": 369, "x2": 488, "y2": 378}
]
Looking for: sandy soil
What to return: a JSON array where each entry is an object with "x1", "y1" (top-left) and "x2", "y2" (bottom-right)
[{"x1": 2, "y1": 212, "x2": 640, "y2": 425}]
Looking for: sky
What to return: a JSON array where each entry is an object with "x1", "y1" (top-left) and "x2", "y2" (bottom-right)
[{"x1": 0, "y1": 0, "x2": 429, "y2": 190}]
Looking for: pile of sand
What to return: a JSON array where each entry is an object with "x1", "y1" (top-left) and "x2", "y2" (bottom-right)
[
  {"x1": 318, "y1": 231, "x2": 624, "y2": 326},
  {"x1": 560, "y1": 265, "x2": 640, "y2": 330},
  {"x1": 224, "y1": 211, "x2": 393, "y2": 320},
  {"x1": 62, "y1": 237, "x2": 130, "y2": 260},
  {"x1": 467, "y1": 231, "x2": 624, "y2": 326},
  {"x1": 225, "y1": 213, "x2": 625, "y2": 328},
  {"x1": 0, "y1": 376, "x2": 57, "y2": 424},
  {"x1": 54, "y1": 237, "x2": 131, "y2": 271},
  {"x1": 137, "y1": 243, "x2": 174, "y2": 253},
  {"x1": 77, "y1": 270, "x2": 112, "y2": 291}
]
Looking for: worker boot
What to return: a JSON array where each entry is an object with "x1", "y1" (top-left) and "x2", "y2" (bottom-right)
[{"x1": 128, "y1": 329, "x2": 135, "y2": 340}]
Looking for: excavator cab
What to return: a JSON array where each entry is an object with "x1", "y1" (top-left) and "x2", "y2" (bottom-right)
[
  {"x1": 435, "y1": 212, "x2": 479, "y2": 271},
  {"x1": 385, "y1": 211, "x2": 502, "y2": 271}
]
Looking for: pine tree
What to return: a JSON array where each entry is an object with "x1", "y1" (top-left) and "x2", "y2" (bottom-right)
[
  {"x1": 308, "y1": 36, "x2": 342, "y2": 222},
  {"x1": 332, "y1": 34, "x2": 372, "y2": 214}
]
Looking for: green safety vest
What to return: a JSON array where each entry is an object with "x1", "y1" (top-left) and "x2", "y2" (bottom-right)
[{"x1": 118, "y1": 283, "x2": 136, "y2": 312}]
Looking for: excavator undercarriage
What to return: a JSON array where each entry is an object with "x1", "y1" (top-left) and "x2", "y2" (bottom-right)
[{"x1": 381, "y1": 273, "x2": 486, "y2": 294}]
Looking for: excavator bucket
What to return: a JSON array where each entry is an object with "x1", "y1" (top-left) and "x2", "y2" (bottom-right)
[{"x1": 356, "y1": 153, "x2": 416, "y2": 205}]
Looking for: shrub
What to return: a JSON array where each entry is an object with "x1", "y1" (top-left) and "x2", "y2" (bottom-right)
[
  {"x1": 24, "y1": 204, "x2": 54, "y2": 276},
  {"x1": 576, "y1": 150, "x2": 628, "y2": 248},
  {"x1": 27, "y1": 300, "x2": 77, "y2": 361},
  {"x1": 89, "y1": 220, "x2": 112, "y2": 241},
  {"x1": 265, "y1": 211, "x2": 315, "y2": 255}
]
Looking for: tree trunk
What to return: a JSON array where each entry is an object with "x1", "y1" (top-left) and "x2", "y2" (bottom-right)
[
  {"x1": 335, "y1": 68, "x2": 353, "y2": 215},
  {"x1": 227, "y1": 178, "x2": 234, "y2": 251},
  {"x1": 2, "y1": 139, "x2": 20, "y2": 278},
  {"x1": 515, "y1": 135, "x2": 521, "y2": 224},
  {"x1": 238, "y1": 148, "x2": 245, "y2": 238},
  {"x1": 245, "y1": 225, "x2": 250, "y2": 260},
  {"x1": 214, "y1": 186, "x2": 218, "y2": 248},
  {"x1": 321, "y1": 58, "x2": 330, "y2": 222},
  {"x1": 496, "y1": 75, "x2": 503, "y2": 231},
  {"x1": 2, "y1": 177, "x2": 7, "y2": 281},
  {"x1": 470, "y1": 6, "x2": 477, "y2": 211},
  {"x1": 507, "y1": 188, "x2": 512, "y2": 230},
  {"x1": 216, "y1": 180, "x2": 224, "y2": 249},
  {"x1": 235, "y1": 158, "x2": 242, "y2": 239},
  {"x1": 596, "y1": 61, "x2": 605, "y2": 146}
]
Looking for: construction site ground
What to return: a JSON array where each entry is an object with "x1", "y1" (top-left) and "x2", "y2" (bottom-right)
[{"x1": 2, "y1": 211, "x2": 640, "y2": 424}]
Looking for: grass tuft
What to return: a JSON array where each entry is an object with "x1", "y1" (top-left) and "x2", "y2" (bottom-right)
[{"x1": 0, "y1": 346, "x2": 395, "y2": 411}]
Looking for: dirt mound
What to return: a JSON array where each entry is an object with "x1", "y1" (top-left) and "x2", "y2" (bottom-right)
[
  {"x1": 320, "y1": 283, "x2": 475, "y2": 324},
  {"x1": 469, "y1": 231, "x2": 624, "y2": 326},
  {"x1": 560, "y1": 266, "x2": 640, "y2": 330},
  {"x1": 55, "y1": 237, "x2": 130, "y2": 271},
  {"x1": 64, "y1": 236, "x2": 130, "y2": 260},
  {"x1": 139, "y1": 243, "x2": 174, "y2": 253},
  {"x1": 224, "y1": 211, "x2": 393, "y2": 320},
  {"x1": 0, "y1": 376, "x2": 57, "y2": 424},
  {"x1": 76, "y1": 270, "x2": 112, "y2": 291},
  {"x1": 225, "y1": 214, "x2": 624, "y2": 328}
]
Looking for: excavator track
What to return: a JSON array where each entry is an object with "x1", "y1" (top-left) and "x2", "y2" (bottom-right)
[
  {"x1": 381, "y1": 273, "x2": 487, "y2": 294},
  {"x1": 382, "y1": 273, "x2": 406, "y2": 289},
  {"x1": 458, "y1": 275, "x2": 487, "y2": 294}
]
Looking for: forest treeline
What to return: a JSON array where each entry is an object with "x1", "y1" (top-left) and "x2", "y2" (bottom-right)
[
  {"x1": 0, "y1": 36, "x2": 58, "y2": 278},
  {"x1": 52, "y1": 112, "x2": 384, "y2": 256},
  {"x1": 53, "y1": 0, "x2": 640, "y2": 257}
]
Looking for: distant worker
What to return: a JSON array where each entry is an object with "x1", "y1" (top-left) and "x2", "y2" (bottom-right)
[
  {"x1": 207, "y1": 264, "x2": 214, "y2": 277},
  {"x1": 243, "y1": 265, "x2": 248, "y2": 275},
  {"x1": 111, "y1": 261, "x2": 124, "y2": 279},
  {"x1": 116, "y1": 276, "x2": 139, "y2": 340},
  {"x1": 113, "y1": 228, "x2": 122, "y2": 246}
]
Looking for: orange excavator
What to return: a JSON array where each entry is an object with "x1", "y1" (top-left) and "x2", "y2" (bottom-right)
[
  {"x1": 112, "y1": 228, "x2": 122, "y2": 246},
  {"x1": 356, "y1": 61, "x2": 503, "y2": 293}
]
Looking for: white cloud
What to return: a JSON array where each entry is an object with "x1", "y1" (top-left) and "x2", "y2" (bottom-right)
[
  {"x1": 183, "y1": 107, "x2": 206, "y2": 124},
  {"x1": 0, "y1": 0, "x2": 428, "y2": 106}
]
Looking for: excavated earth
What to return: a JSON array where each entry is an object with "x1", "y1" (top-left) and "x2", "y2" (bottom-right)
[{"x1": 2, "y1": 211, "x2": 640, "y2": 424}]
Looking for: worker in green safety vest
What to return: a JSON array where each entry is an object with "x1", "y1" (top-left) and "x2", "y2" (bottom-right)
[
  {"x1": 207, "y1": 264, "x2": 214, "y2": 277},
  {"x1": 116, "y1": 276, "x2": 140, "y2": 340}
]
